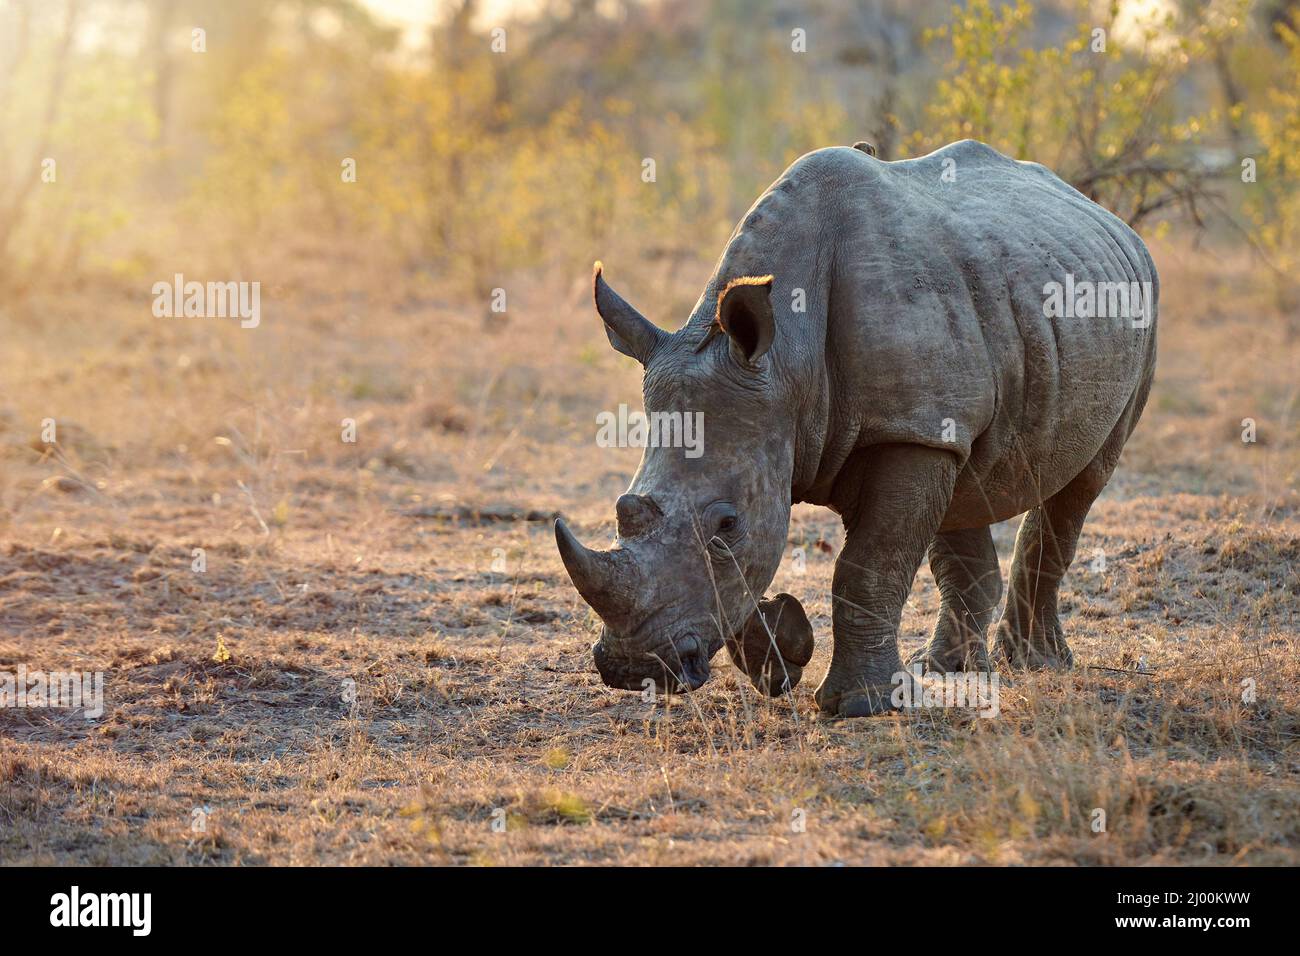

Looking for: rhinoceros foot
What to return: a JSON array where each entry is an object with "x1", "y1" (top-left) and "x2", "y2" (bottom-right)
[
  {"x1": 813, "y1": 654, "x2": 911, "y2": 718},
  {"x1": 813, "y1": 682, "x2": 901, "y2": 718},
  {"x1": 906, "y1": 641, "x2": 992, "y2": 675},
  {"x1": 991, "y1": 615, "x2": 1075, "y2": 671}
]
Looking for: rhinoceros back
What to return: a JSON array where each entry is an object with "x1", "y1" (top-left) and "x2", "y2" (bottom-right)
[{"x1": 808, "y1": 140, "x2": 1157, "y2": 520}]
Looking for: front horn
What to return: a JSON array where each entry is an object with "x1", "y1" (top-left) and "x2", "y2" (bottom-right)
[{"x1": 554, "y1": 517, "x2": 640, "y2": 630}]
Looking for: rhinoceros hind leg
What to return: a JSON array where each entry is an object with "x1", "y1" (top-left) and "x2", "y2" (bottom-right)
[
  {"x1": 992, "y1": 456, "x2": 1116, "y2": 670},
  {"x1": 816, "y1": 444, "x2": 958, "y2": 717},
  {"x1": 994, "y1": 372, "x2": 1152, "y2": 670},
  {"x1": 908, "y1": 526, "x2": 1000, "y2": 673}
]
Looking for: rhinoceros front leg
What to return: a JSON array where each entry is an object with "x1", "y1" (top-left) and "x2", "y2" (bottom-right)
[
  {"x1": 815, "y1": 445, "x2": 958, "y2": 717},
  {"x1": 907, "y1": 526, "x2": 1000, "y2": 673}
]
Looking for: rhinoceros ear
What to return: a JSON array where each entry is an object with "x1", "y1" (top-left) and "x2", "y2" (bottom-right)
[
  {"x1": 726, "y1": 592, "x2": 814, "y2": 697},
  {"x1": 593, "y1": 261, "x2": 665, "y2": 365},
  {"x1": 717, "y1": 275, "x2": 775, "y2": 365}
]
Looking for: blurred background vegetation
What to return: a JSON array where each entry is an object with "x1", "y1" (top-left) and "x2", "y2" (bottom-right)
[{"x1": 0, "y1": 0, "x2": 1297, "y2": 306}]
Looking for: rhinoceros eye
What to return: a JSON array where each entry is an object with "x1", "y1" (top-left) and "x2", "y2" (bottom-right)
[{"x1": 703, "y1": 502, "x2": 741, "y2": 548}]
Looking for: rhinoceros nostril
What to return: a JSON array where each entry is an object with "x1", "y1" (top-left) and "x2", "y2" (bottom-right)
[{"x1": 668, "y1": 640, "x2": 710, "y2": 690}]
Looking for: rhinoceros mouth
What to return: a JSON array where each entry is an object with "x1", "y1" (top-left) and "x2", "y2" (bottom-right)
[{"x1": 593, "y1": 630, "x2": 721, "y2": 692}]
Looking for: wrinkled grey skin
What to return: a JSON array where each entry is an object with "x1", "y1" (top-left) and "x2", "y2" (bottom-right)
[{"x1": 556, "y1": 139, "x2": 1158, "y2": 716}]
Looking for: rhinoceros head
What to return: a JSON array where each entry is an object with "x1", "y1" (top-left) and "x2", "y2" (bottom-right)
[{"x1": 555, "y1": 263, "x2": 814, "y2": 696}]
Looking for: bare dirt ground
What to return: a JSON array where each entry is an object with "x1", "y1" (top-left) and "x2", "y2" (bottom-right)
[{"x1": 1, "y1": 240, "x2": 1297, "y2": 865}]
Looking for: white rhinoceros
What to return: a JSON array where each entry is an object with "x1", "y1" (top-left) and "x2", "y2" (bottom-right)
[{"x1": 557, "y1": 140, "x2": 1158, "y2": 716}]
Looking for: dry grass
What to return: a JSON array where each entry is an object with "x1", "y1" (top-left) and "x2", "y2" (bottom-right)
[{"x1": 0, "y1": 239, "x2": 1297, "y2": 865}]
